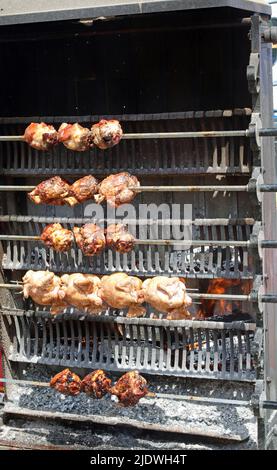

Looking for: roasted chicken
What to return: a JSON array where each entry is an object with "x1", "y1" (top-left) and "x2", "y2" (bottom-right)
[
  {"x1": 142, "y1": 276, "x2": 192, "y2": 319},
  {"x1": 95, "y1": 172, "x2": 140, "y2": 208},
  {"x1": 91, "y1": 119, "x2": 123, "y2": 149},
  {"x1": 60, "y1": 273, "x2": 104, "y2": 314},
  {"x1": 99, "y1": 273, "x2": 145, "y2": 317},
  {"x1": 70, "y1": 175, "x2": 98, "y2": 204},
  {"x1": 50, "y1": 369, "x2": 81, "y2": 396},
  {"x1": 28, "y1": 176, "x2": 76, "y2": 206},
  {"x1": 109, "y1": 371, "x2": 148, "y2": 407},
  {"x1": 40, "y1": 223, "x2": 74, "y2": 252},
  {"x1": 81, "y1": 370, "x2": 112, "y2": 398},
  {"x1": 29, "y1": 175, "x2": 98, "y2": 206},
  {"x1": 58, "y1": 122, "x2": 91, "y2": 152},
  {"x1": 106, "y1": 224, "x2": 135, "y2": 253},
  {"x1": 22, "y1": 270, "x2": 67, "y2": 314},
  {"x1": 73, "y1": 224, "x2": 106, "y2": 256},
  {"x1": 24, "y1": 122, "x2": 58, "y2": 151}
]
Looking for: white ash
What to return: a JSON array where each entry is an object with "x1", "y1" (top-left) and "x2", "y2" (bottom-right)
[{"x1": 5, "y1": 364, "x2": 257, "y2": 448}]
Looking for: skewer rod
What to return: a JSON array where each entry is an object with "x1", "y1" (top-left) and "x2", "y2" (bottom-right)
[
  {"x1": 0, "y1": 127, "x2": 277, "y2": 142},
  {"x1": 0, "y1": 131, "x2": 249, "y2": 141},
  {"x1": 0, "y1": 283, "x2": 22, "y2": 289},
  {"x1": 131, "y1": 185, "x2": 249, "y2": 192},
  {"x1": 0, "y1": 235, "x2": 252, "y2": 246},
  {"x1": 0, "y1": 183, "x2": 276, "y2": 193},
  {"x1": 0, "y1": 378, "x2": 249, "y2": 406},
  {"x1": 0, "y1": 282, "x2": 276, "y2": 303}
]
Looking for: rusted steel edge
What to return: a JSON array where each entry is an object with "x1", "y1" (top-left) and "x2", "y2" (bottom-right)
[{"x1": 3, "y1": 404, "x2": 249, "y2": 443}]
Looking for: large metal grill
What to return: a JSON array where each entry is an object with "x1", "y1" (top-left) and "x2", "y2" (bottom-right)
[
  {"x1": 0, "y1": 311, "x2": 256, "y2": 381},
  {"x1": 0, "y1": 5, "x2": 276, "y2": 430}
]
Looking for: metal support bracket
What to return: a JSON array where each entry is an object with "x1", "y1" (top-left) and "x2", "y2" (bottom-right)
[{"x1": 247, "y1": 52, "x2": 260, "y2": 94}]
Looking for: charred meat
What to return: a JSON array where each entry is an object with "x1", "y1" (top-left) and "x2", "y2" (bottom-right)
[
  {"x1": 58, "y1": 122, "x2": 91, "y2": 152},
  {"x1": 95, "y1": 172, "x2": 140, "y2": 208},
  {"x1": 106, "y1": 224, "x2": 135, "y2": 253},
  {"x1": 28, "y1": 176, "x2": 77, "y2": 206},
  {"x1": 70, "y1": 175, "x2": 98, "y2": 204},
  {"x1": 24, "y1": 122, "x2": 58, "y2": 151},
  {"x1": 50, "y1": 369, "x2": 81, "y2": 396},
  {"x1": 110, "y1": 371, "x2": 148, "y2": 406},
  {"x1": 40, "y1": 223, "x2": 74, "y2": 252},
  {"x1": 73, "y1": 224, "x2": 106, "y2": 256},
  {"x1": 91, "y1": 119, "x2": 123, "y2": 149},
  {"x1": 81, "y1": 370, "x2": 112, "y2": 398}
]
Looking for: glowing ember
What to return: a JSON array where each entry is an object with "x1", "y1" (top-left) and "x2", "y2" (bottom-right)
[{"x1": 197, "y1": 278, "x2": 252, "y2": 318}]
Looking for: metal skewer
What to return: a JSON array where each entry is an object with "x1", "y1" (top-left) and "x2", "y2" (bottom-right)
[
  {"x1": 0, "y1": 183, "x2": 277, "y2": 193},
  {"x1": 0, "y1": 233, "x2": 277, "y2": 248},
  {"x1": 0, "y1": 281, "x2": 276, "y2": 303},
  {"x1": 1, "y1": 126, "x2": 277, "y2": 141},
  {"x1": 0, "y1": 377, "x2": 250, "y2": 407}
]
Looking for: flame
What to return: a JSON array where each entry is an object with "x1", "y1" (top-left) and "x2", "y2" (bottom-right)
[{"x1": 197, "y1": 278, "x2": 252, "y2": 319}]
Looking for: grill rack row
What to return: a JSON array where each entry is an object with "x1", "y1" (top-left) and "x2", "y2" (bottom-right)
[{"x1": 0, "y1": 110, "x2": 252, "y2": 176}]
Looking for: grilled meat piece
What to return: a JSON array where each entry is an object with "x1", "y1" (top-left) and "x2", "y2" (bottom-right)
[
  {"x1": 110, "y1": 371, "x2": 148, "y2": 407},
  {"x1": 142, "y1": 276, "x2": 192, "y2": 319},
  {"x1": 95, "y1": 172, "x2": 140, "y2": 208},
  {"x1": 28, "y1": 176, "x2": 77, "y2": 206},
  {"x1": 106, "y1": 224, "x2": 135, "y2": 253},
  {"x1": 91, "y1": 119, "x2": 123, "y2": 149},
  {"x1": 59, "y1": 273, "x2": 104, "y2": 314},
  {"x1": 100, "y1": 273, "x2": 145, "y2": 317},
  {"x1": 50, "y1": 369, "x2": 81, "y2": 396},
  {"x1": 70, "y1": 175, "x2": 98, "y2": 203},
  {"x1": 73, "y1": 224, "x2": 106, "y2": 256},
  {"x1": 22, "y1": 270, "x2": 67, "y2": 314},
  {"x1": 81, "y1": 370, "x2": 111, "y2": 398},
  {"x1": 40, "y1": 223, "x2": 74, "y2": 252},
  {"x1": 58, "y1": 122, "x2": 91, "y2": 152},
  {"x1": 24, "y1": 122, "x2": 58, "y2": 151}
]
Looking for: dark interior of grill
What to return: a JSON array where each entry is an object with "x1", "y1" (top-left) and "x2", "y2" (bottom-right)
[{"x1": 0, "y1": 7, "x2": 261, "y2": 383}]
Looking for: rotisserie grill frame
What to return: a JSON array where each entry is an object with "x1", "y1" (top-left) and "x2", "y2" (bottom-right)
[{"x1": 0, "y1": 4, "x2": 276, "y2": 448}]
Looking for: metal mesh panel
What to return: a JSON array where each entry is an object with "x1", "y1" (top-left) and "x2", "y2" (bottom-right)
[
  {"x1": 1, "y1": 310, "x2": 256, "y2": 381},
  {"x1": 0, "y1": 217, "x2": 254, "y2": 279},
  {"x1": 0, "y1": 110, "x2": 252, "y2": 176}
]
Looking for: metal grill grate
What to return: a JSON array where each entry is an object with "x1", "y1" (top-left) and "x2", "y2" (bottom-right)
[
  {"x1": 0, "y1": 216, "x2": 255, "y2": 279},
  {"x1": 0, "y1": 310, "x2": 256, "y2": 381},
  {"x1": 0, "y1": 110, "x2": 252, "y2": 176}
]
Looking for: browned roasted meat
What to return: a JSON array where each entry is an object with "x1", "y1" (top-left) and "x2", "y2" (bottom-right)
[
  {"x1": 91, "y1": 119, "x2": 123, "y2": 150},
  {"x1": 22, "y1": 270, "x2": 67, "y2": 314},
  {"x1": 99, "y1": 273, "x2": 145, "y2": 317},
  {"x1": 40, "y1": 223, "x2": 74, "y2": 252},
  {"x1": 28, "y1": 176, "x2": 77, "y2": 206},
  {"x1": 70, "y1": 175, "x2": 98, "y2": 204},
  {"x1": 95, "y1": 172, "x2": 140, "y2": 208},
  {"x1": 109, "y1": 371, "x2": 148, "y2": 407},
  {"x1": 142, "y1": 276, "x2": 192, "y2": 319},
  {"x1": 24, "y1": 122, "x2": 58, "y2": 151},
  {"x1": 50, "y1": 369, "x2": 81, "y2": 396},
  {"x1": 58, "y1": 123, "x2": 92, "y2": 152},
  {"x1": 73, "y1": 224, "x2": 106, "y2": 256},
  {"x1": 81, "y1": 370, "x2": 112, "y2": 398},
  {"x1": 106, "y1": 224, "x2": 135, "y2": 253},
  {"x1": 59, "y1": 273, "x2": 105, "y2": 314}
]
